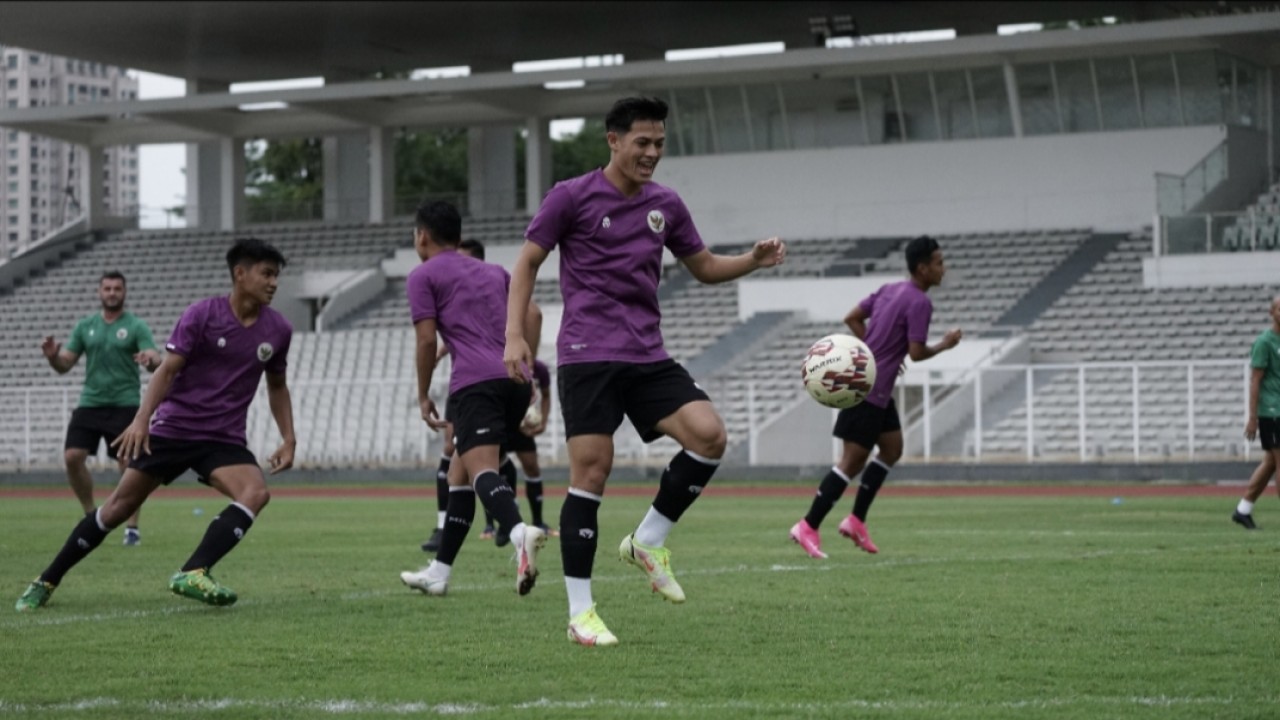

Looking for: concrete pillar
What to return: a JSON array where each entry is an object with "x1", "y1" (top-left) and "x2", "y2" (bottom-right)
[
  {"x1": 468, "y1": 124, "x2": 517, "y2": 217},
  {"x1": 524, "y1": 116, "x2": 553, "y2": 215},
  {"x1": 85, "y1": 145, "x2": 105, "y2": 230},
  {"x1": 1004, "y1": 61, "x2": 1024, "y2": 139},
  {"x1": 185, "y1": 79, "x2": 230, "y2": 229},
  {"x1": 218, "y1": 137, "x2": 245, "y2": 231},
  {"x1": 323, "y1": 131, "x2": 369, "y2": 222},
  {"x1": 368, "y1": 126, "x2": 394, "y2": 224}
]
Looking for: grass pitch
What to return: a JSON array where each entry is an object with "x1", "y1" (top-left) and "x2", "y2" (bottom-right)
[{"x1": 1, "y1": 485, "x2": 1277, "y2": 719}]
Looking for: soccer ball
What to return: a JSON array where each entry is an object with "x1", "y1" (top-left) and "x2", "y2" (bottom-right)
[{"x1": 801, "y1": 334, "x2": 877, "y2": 409}]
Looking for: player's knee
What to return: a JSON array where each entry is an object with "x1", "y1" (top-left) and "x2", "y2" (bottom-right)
[
  {"x1": 239, "y1": 485, "x2": 271, "y2": 513},
  {"x1": 64, "y1": 448, "x2": 87, "y2": 467},
  {"x1": 877, "y1": 447, "x2": 902, "y2": 465}
]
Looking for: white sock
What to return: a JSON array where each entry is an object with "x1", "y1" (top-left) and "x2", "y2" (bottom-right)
[
  {"x1": 510, "y1": 522, "x2": 527, "y2": 547},
  {"x1": 1238, "y1": 499, "x2": 1255, "y2": 515},
  {"x1": 436, "y1": 511, "x2": 446, "y2": 529},
  {"x1": 426, "y1": 560, "x2": 451, "y2": 581},
  {"x1": 634, "y1": 507, "x2": 675, "y2": 547},
  {"x1": 566, "y1": 577, "x2": 593, "y2": 618}
]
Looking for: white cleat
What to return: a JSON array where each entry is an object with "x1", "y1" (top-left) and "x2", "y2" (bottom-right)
[
  {"x1": 516, "y1": 526, "x2": 547, "y2": 596},
  {"x1": 400, "y1": 568, "x2": 448, "y2": 596}
]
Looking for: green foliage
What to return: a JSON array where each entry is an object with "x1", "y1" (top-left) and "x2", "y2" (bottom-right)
[
  {"x1": 244, "y1": 138, "x2": 323, "y2": 222},
  {"x1": 394, "y1": 128, "x2": 469, "y2": 209},
  {"x1": 2, "y1": 491, "x2": 1277, "y2": 719},
  {"x1": 552, "y1": 119, "x2": 609, "y2": 183}
]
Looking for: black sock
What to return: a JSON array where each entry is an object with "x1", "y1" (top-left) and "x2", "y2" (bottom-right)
[
  {"x1": 437, "y1": 488, "x2": 475, "y2": 566},
  {"x1": 500, "y1": 457, "x2": 517, "y2": 490},
  {"x1": 434, "y1": 457, "x2": 451, "y2": 514},
  {"x1": 526, "y1": 479, "x2": 544, "y2": 526},
  {"x1": 651, "y1": 450, "x2": 719, "y2": 523},
  {"x1": 852, "y1": 460, "x2": 891, "y2": 521},
  {"x1": 181, "y1": 504, "x2": 255, "y2": 573},
  {"x1": 39, "y1": 511, "x2": 110, "y2": 586},
  {"x1": 473, "y1": 470, "x2": 523, "y2": 535},
  {"x1": 803, "y1": 467, "x2": 852, "y2": 530},
  {"x1": 560, "y1": 490, "x2": 600, "y2": 579}
]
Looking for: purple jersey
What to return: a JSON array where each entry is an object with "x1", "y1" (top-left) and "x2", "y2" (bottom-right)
[
  {"x1": 151, "y1": 297, "x2": 292, "y2": 446},
  {"x1": 525, "y1": 169, "x2": 706, "y2": 365},
  {"x1": 407, "y1": 251, "x2": 511, "y2": 395},
  {"x1": 532, "y1": 359, "x2": 551, "y2": 391},
  {"x1": 858, "y1": 280, "x2": 933, "y2": 408}
]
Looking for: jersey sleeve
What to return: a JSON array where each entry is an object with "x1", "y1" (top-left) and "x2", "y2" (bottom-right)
[
  {"x1": 905, "y1": 296, "x2": 934, "y2": 344},
  {"x1": 266, "y1": 327, "x2": 291, "y2": 375},
  {"x1": 524, "y1": 182, "x2": 574, "y2": 252},
  {"x1": 133, "y1": 318, "x2": 158, "y2": 352},
  {"x1": 857, "y1": 288, "x2": 879, "y2": 319},
  {"x1": 406, "y1": 266, "x2": 437, "y2": 324},
  {"x1": 165, "y1": 302, "x2": 206, "y2": 358},
  {"x1": 1251, "y1": 336, "x2": 1271, "y2": 370},
  {"x1": 664, "y1": 194, "x2": 706, "y2": 258},
  {"x1": 64, "y1": 318, "x2": 86, "y2": 354}
]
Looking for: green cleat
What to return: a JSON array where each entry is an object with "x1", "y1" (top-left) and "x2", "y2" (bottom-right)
[
  {"x1": 15, "y1": 580, "x2": 55, "y2": 612},
  {"x1": 567, "y1": 604, "x2": 619, "y2": 647},
  {"x1": 169, "y1": 569, "x2": 237, "y2": 606},
  {"x1": 619, "y1": 533, "x2": 686, "y2": 604}
]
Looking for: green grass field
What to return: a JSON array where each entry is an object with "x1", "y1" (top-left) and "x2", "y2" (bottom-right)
[{"x1": 1, "y1": 486, "x2": 1278, "y2": 719}]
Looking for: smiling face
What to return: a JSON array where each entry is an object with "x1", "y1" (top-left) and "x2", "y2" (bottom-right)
[{"x1": 605, "y1": 119, "x2": 665, "y2": 195}]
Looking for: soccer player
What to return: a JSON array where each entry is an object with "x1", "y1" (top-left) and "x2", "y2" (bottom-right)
[
  {"x1": 399, "y1": 201, "x2": 546, "y2": 597},
  {"x1": 1233, "y1": 295, "x2": 1280, "y2": 529},
  {"x1": 41, "y1": 271, "x2": 162, "y2": 546},
  {"x1": 507, "y1": 358, "x2": 556, "y2": 536},
  {"x1": 15, "y1": 238, "x2": 296, "y2": 612},
  {"x1": 420, "y1": 238, "x2": 542, "y2": 551},
  {"x1": 790, "y1": 236, "x2": 961, "y2": 559},
  {"x1": 503, "y1": 96, "x2": 786, "y2": 646}
]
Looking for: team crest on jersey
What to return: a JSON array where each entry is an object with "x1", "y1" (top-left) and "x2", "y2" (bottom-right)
[
  {"x1": 602, "y1": 216, "x2": 611, "y2": 229},
  {"x1": 116, "y1": 328, "x2": 128, "y2": 340},
  {"x1": 257, "y1": 342, "x2": 274, "y2": 363},
  {"x1": 647, "y1": 210, "x2": 665, "y2": 233}
]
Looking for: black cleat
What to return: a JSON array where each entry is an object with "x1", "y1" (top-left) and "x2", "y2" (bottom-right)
[
  {"x1": 421, "y1": 528, "x2": 444, "y2": 552},
  {"x1": 1232, "y1": 511, "x2": 1259, "y2": 530}
]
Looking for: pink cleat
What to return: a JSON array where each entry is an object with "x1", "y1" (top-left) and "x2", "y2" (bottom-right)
[
  {"x1": 789, "y1": 520, "x2": 828, "y2": 559},
  {"x1": 838, "y1": 515, "x2": 879, "y2": 554}
]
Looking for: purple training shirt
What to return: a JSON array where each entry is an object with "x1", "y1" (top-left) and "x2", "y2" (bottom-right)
[
  {"x1": 525, "y1": 169, "x2": 706, "y2": 365},
  {"x1": 858, "y1": 280, "x2": 933, "y2": 408},
  {"x1": 532, "y1": 359, "x2": 551, "y2": 390},
  {"x1": 151, "y1": 296, "x2": 293, "y2": 446},
  {"x1": 407, "y1": 250, "x2": 512, "y2": 395}
]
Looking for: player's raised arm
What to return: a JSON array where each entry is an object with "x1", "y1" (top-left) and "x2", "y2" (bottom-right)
[
  {"x1": 504, "y1": 240, "x2": 550, "y2": 382},
  {"x1": 679, "y1": 237, "x2": 786, "y2": 285}
]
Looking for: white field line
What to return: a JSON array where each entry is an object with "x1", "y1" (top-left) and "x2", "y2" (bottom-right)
[
  {"x1": 2, "y1": 541, "x2": 1260, "y2": 629},
  {"x1": 0, "y1": 694, "x2": 1272, "y2": 716}
]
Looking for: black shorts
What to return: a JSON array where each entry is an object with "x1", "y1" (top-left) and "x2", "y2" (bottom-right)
[
  {"x1": 1260, "y1": 417, "x2": 1280, "y2": 451},
  {"x1": 833, "y1": 398, "x2": 902, "y2": 451},
  {"x1": 65, "y1": 405, "x2": 138, "y2": 459},
  {"x1": 127, "y1": 435, "x2": 259, "y2": 485},
  {"x1": 558, "y1": 359, "x2": 710, "y2": 442},
  {"x1": 507, "y1": 429, "x2": 537, "y2": 454},
  {"x1": 445, "y1": 379, "x2": 533, "y2": 456}
]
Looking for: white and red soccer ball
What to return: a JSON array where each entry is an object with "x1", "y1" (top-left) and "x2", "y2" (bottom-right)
[{"x1": 801, "y1": 334, "x2": 877, "y2": 409}]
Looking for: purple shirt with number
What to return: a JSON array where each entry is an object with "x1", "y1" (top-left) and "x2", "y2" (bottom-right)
[
  {"x1": 407, "y1": 250, "x2": 512, "y2": 395},
  {"x1": 151, "y1": 296, "x2": 293, "y2": 446},
  {"x1": 525, "y1": 169, "x2": 706, "y2": 365},
  {"x1": 858, "y1": 280, "x2": 933, "y2": 408}
]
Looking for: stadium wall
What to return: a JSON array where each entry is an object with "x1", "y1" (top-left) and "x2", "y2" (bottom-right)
[{"x1": 660, "y1": 126, "x2": 1229, "y2": 241}]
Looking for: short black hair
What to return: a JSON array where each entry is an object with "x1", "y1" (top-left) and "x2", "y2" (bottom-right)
[
  {"x1": 226, "y1": 238, "x2": 287, "y2": 280},
  {"x1": 99, "y1": 270, "x2": 126, "y2": 286},
  {"x1": 415, "y1": 200, "x2": 462, "y2": 246},
  {"x1": 905, "y1": 235, "x2": 940, "y2": 275},
  {"x1": 459, "y1": 238, "x2": 486, "y2": 260},
  {"x1": 605, "y1": 96, "x2": 669, "y2": 134}
]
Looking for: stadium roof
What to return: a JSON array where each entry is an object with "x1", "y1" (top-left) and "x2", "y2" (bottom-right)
[{"x1": 0, "y1": 1, "x2": 1274, "y2": 84}]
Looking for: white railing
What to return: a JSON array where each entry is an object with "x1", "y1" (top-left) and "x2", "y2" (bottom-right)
[{"x1": 0, "y1": 358, "x2": 1253, "y2": 470}]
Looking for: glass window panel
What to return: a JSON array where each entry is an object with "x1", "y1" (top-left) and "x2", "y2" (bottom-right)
[
  {"x1": 859, "y1": 75, "x2": 897, "y2": 143},
  {"x1": 1232, "y1": 55, "x2": 1261, "y2": 127},
  {"x1": 894, "y1": 72, "x2": 938, "y2": 141},
  {"x1": 1017, "y1": 62, "x2": 1058, "y2": 135},
  {"x1": 707, "y1": 86, "x2": 751, "y2": 154},
  {"x1": 1135, "y1": 54, "x2": 1179, "y2": 128},
  {"x1": 669, "y1": 88, "x2": 712, "y2": 157},
  {"x1": 1174, "y1": 51, "x2": 1222, "y2": 125},
  {"x1": 781, "y1": 78, "x2": 864, "y2": 149},
  {"x1": 1095, "y1": 57, "x2": 1140, "y2": 130},
  {"x1": 933, "y1": 70, "x2": 976, "y2": 140},
  {"x1": 744, "y1": 83, "x2": 788, "y2": 151},
  {"x1": 969, "y1": 67, "x2": 1012, "y2": 138}
]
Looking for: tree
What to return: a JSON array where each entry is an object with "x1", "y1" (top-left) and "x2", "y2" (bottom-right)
[
  {"x1": 552, "y1": 119, "x2": 609, "y2": 183},
  {"x1": 244, "y1": 138, "x2": 323, "y2": 222},
  {"x1": 394, "y1": 128, "x2": 469, "y2": 211}
]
